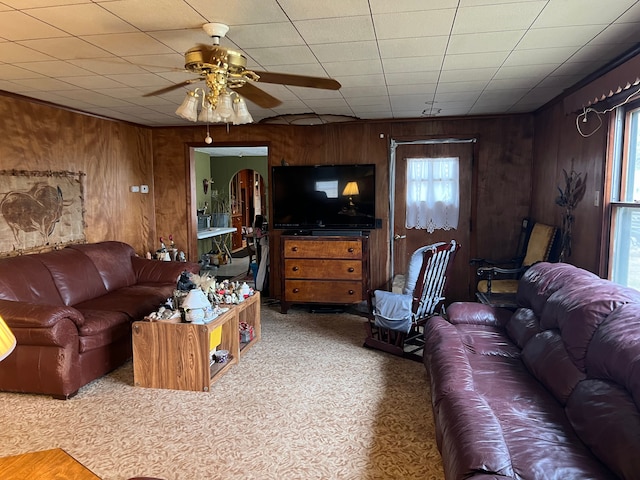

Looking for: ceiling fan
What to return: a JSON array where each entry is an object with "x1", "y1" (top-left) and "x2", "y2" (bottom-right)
[{"x1": 144, "y1": 22, "x2": 342, "y2": 112}]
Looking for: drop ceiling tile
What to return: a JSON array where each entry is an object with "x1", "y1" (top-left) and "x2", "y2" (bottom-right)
[
  {"x1": 99, "y1": 0, "x2": 207, "y2": 31},
  {"x1": 459, "y1": 0, "x2": 543, "y2": 5},
  {"x1": 447, "y1": 31, "x2": 524, "y2": 54},
  {"x1": 493, "y1": 63, "x2": 559, "y2": 79},
  {"x1": 181, "y1": 0, "x2": 288, "y2": 25},
  {"x1": 148, "y1": 28, "x2": 212, "y2": 55},
  {"x1": 323, "y1": 59, "x2": 383, "y2": 77},
  {"x1": 27, "y1": 4, "x2": 138, "y2": 35},
  {"x1": 95, "y1": 86, "x2": 147, "y2": 98},
  {"x1": 351, "y1": 103, "x2": 393, "y2": 113},
  {"x1": 453, "y1": 2, "x2": 546, "y2": 35},
  {"x1": 294, "y1": 16, "x2": 375, "y2": 44},
  {"x1": 390, "y1": 94, "x2": 436, "y2": 109},
  {"x1": 374, "y1": 10, "x2": 456, "y2": 39},
  {"x1": 382, "y1": 56, "x2": 443, "y2": 73},
  {"x1": 438, "y1": 67, "x2": 498, "y2": 82},
  {"x1": 17, "y1": 37, "x2": 113, "y2": 60},
  {"x1": 61, "y1": 75, "x2": 129, "y2": 89},
  {"x1": 485, "y1": 77, "x2": 540, "y2": 90},
  {"x1": 433, "y1": 91, "x2": 482, "y2": 103},
  {"x1": 311, "y1": 41, "x2": 380, "y2": 63},
  {"x1": 81, "y1": 33, "x2": 175, "y2": 57},
  {"x1": 124, "y1": 53, "x2": 186, "y2": 73},
  {"x1": 105, "y1": 72, "x2": 176, "y2": 88},
  {"x1": 123, "y1": 95, "x2": 174, "y2": 107},
  {"x1": 335, "y1": 74, "x2": 386, "y2": 88},
  {"x1": 477, "y1": 89, "x2": 530, "y2": 103},
  {"x1": 436, "y1": 80, "x2": 489, "y2": 93},
  {"x1": 378, "y1": 37, "x2": 449, "y2": 58},
  {"x1": 386, "y1": 71, "x2": 440, "y2": 85},
  {"x1": 340, "y1": 85, "x2": 389, "y2": 97},
  {"x1": 504, "y1": 46, "x2": 582, "y2": 66},
  {"x1": 388, "y1": 84, "x2": 436, "y2": 96},
  {"x1": 279, "y1": 0, "x2": 371, "y2": 20},
  {"x1": 68, "y1": 58, "x2": 156, "y2": 75},
  {"x1": 370, "y1": 0, "x2": 458, "y2": 14},
  {"x1": 286, "y1": 86, "x2": 344, "y2": 100},
  {"x1": 443, "y1": 52, "x2": 509, "y2": 70},
  {"x1": 3, "y1": 0, "x2": 89, "y2": 7},
  {"x1": 243, "y1": 45, "x2": 317, "y2": 66},
  {"x1": 346, "y1": 96, "x2": 391, "y2": 107},
  {"x1": 589, "y1": 22, "x2": 640, "y2": 45},
  {"x1": 0, "y1": 42, "x2": 55, "y2": 62},
  {"x1": 519, "y1": 25, "x2": 606, "y2": 50},
  {"x1": 304, "y1": 97, "x2": 350, "y2": 108},
  {"x1": 16, "y1": 60, "x2": 94, "y2": 77},
  {"x1": 551, "y1": 61, "x2": 604, "y2": 77},
  {"x1": 17, "y1": 77, "x2": 78, "y2": 90},
  {"x1": 0, "y1": 10, "x2": 68, "y2": 40},
  {"x1": 227, "y1": 22, "x2": 305, "y2": 49},
  {"x1": 0, "y1": 64, "x2": 45, "y2": 79},
  {"x1": 533, "y1": 0, "x2": 637, "y2": 28}
]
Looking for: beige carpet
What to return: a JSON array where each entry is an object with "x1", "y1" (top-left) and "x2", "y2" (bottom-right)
[{"x1": 0, "y1": 303, "x2": 444, "y2": 480}]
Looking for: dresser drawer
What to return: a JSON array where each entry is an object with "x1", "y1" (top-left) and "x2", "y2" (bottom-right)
[
  {"x1": 283, "y1": 280, "x2": 364, "y2": 303},
  {"x1": 283, "y1": 239, "x2": 362, "y2": 259},
  {"x1": 283, "y1": 259, "x2": 362, "y2": 280}
]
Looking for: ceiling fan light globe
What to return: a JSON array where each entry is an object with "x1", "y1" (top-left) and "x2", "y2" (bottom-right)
[
  {"x1": 215, "y1": 92, "x2": 234, "y2": 120},
  {"x1": 175, "y1": 92, "x2": 199, "y2": 122},
  {"x1": 234, "y1": 98, "x2": 253, "y2": 124},
  {"x1": 198, "y1": 103, "x2": 215, "y2": 123}
]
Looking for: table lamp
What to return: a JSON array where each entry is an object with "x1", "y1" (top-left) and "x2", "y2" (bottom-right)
[
  {"x1": 342, "y1": 181, "x2": 360, "y2": 207},
  {"x1": 0, "y1": 315, "x2": 16, "y2": 362}
]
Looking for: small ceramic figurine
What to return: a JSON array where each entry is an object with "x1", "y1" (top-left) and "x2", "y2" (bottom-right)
[{"x1": 178, "y1": 251, "x2": 186, "y2": 262}]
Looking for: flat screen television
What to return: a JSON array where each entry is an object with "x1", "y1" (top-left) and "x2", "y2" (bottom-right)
[{"x1": 272, "y1": 164, "x2": 376, "y2": 231}]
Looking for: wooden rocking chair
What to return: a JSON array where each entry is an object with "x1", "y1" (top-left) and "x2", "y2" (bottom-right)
[{"x1": 364, "y1": 240, "x2": 459, "y2": 361}]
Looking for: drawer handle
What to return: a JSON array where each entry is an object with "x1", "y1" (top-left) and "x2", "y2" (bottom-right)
[
  {"x1": 292, "y1": 246, "x2": 298, "y2": 252},
  {"x1": 348, "y1": 289, "x2": 355, "y2": 295},
  {"x1": 292, "y1": 266, "x2": 299, "y2": 271},
  {"x1": 348, "y1": 267, "x2": 354, "y2": 273},
  {"x1": 348, "y1": 247, "x2": 354, "y2": 253},
  {"x1": 293, "y1": 288, "x2": 300, "y2": 293}
]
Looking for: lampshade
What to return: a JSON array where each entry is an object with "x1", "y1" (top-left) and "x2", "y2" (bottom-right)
[
  {"x1": 0, "y1": 316, "x2": 16, "y2": 362},
  {"x1": 215, "y1": 92, "x2": 234, "y2": 120},
  {"x1": 175, "y1": 91, "x2": 199, "y2": 122},
  {"x1": 233, "y1": 97, "x2": 254, "y2": 125},
  {"x1": 182, "y1": 288, "x2": 211, "y2": 310},
  {"x1": 342, "y1": 181, "x2": 360, "y2": 196}
]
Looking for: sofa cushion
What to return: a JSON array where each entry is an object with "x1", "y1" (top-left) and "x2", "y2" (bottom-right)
[
  {"x1": 37, "y1": 248, "x2": 108, "y2": 306},
  {"x1": 67, "y1": 241, "x2": 136, "y2": 291},
  {"x1": 504, "y1": 307, "x2": 541, "y2": 349},
  {"x1": 77, "y1": 309, "x2": 131, "y2": 353},
  {"x1": 0, "y1": 255, "x2": 64, "y2": 305},
  {"x1": 75, "y1": 285, "x2": 171, "y2": 322}
]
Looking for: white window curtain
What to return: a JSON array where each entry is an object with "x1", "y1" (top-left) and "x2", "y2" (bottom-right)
[{"x1": 406, "y1": 157, "x2": 459, "y2": 232}]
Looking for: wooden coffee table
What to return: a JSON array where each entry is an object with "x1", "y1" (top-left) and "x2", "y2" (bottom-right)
[{"x1": 0, "y1": 448, "x2": 100, "y2": 479}]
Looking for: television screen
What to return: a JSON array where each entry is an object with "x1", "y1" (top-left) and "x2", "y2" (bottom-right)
[{"x1": 272, "y1": 164, "x2": 376, "y2": 231}]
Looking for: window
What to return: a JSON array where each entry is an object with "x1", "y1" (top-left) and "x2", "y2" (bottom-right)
[
  {"x1": 405, "y1": 157, "x2": 459, "y2": 233},
  {"x1": 610, "y1": 101, "x2": 640, "y2": 289}
]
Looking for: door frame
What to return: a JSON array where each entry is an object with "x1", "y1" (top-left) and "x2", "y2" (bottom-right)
[{"x1": 388, "y1": 137, "x2": 478, "y2": 281}]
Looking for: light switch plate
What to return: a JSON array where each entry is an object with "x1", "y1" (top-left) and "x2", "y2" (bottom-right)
[
  {"x1": 140, "y1": 185, "x2": 149, "y2": 194},
  {"x1": 130, "y1": 185, "x2": 140, "y2": 193}
]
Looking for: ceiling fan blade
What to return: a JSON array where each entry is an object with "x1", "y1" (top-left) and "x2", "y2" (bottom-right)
[
  {"x1": 142, "y1": 78, "x2": 203, "y2": 97},
  {"x1": 234, "y1": 82, "x2": 282, "y2": 108},
  {"x1": 253, "y1": 71, "x2": 341, "y2": 90}
]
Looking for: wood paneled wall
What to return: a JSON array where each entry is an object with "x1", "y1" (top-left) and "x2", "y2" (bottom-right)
[
  {"x1": 532, "y1": 101, "x2": 609, "y2": 274},
  {"x1": 152, "y1": 115, "x2": 534, "y2": 303},
  {"x1": 0, "y1": 94, "x2": 156, "y2": 255}
]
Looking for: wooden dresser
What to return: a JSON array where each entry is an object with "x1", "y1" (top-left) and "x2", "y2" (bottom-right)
[{"x1": 280, "y1": 234, "x2": 369, "y2": 313}]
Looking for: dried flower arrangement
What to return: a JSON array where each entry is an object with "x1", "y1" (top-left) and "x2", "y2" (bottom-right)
[{"x1": 555, "y1": 168, "x2": 587, "y2": 262}]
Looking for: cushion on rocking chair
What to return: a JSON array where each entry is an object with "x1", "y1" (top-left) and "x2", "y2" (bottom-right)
[{"x1": 373, "y1": 290, "x2": 413, "y2": 333}]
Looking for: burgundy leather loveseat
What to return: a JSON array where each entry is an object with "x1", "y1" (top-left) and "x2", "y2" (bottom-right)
[
  {"x1": 424, "y1": 262, "x2": 640, "y2": 479},
  {"x1": 0, "y1": 241, "x2": 199, "y2": 399}
]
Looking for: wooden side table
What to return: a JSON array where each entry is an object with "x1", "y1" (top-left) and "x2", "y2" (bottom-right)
[{"x1": 0, "y1": 448, "x2": 99, "y2": 479}]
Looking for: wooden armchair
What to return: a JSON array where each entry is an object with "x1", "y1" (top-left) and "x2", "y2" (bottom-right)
[{"x1": 472, "y1": 219, "x2": 557, "y2": 308}]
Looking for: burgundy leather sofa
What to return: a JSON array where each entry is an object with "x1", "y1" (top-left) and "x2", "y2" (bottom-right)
[
  {"x1": 0, "y1": 241, "x2": 199, "y2": 399},
  {"x1": 424, "y1": 262, "x2": 640, "y2": 479}
]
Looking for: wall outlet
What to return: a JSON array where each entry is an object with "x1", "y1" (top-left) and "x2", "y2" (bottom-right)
[
  {"x1": 140, "y1": 185, "x2": 149, "y2": 194},
  {"x1": 594, "y1": 190, "x2": 600, "y2": 207},
  {"x1": 130, "y1": 185, "x2": 140, "y2": 193}
]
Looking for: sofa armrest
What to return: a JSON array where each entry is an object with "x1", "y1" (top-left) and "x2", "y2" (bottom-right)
[
  {"x1": 0, "y1": 299, "x2": 84, "y2": 329},
  {"x1": 131, "y1": 257, "x2": 200, "y2": 285},
  {"x1": 445, "y1": 301, "x2": 512, "y2": 327}
]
